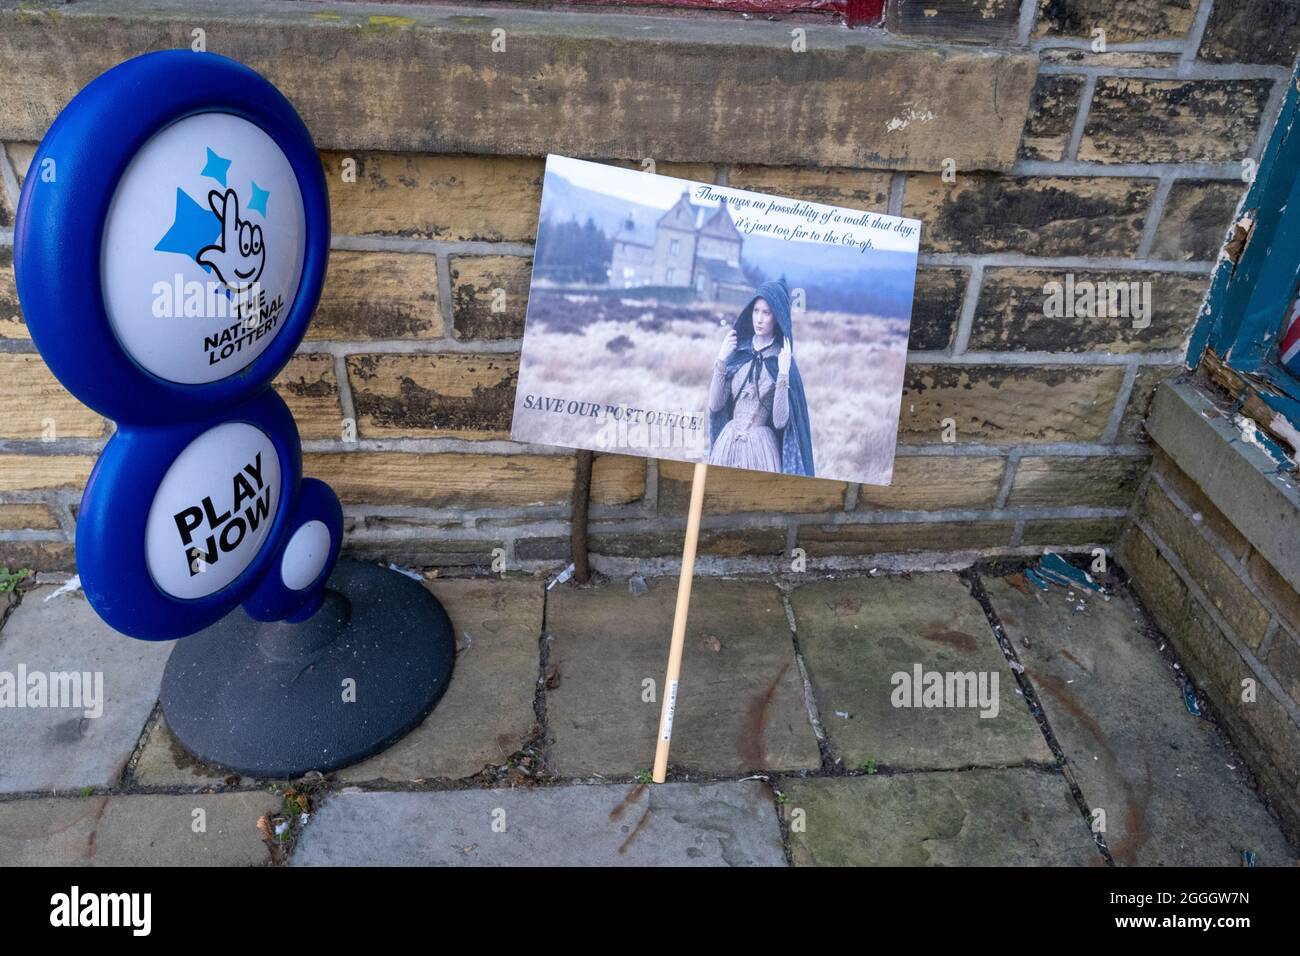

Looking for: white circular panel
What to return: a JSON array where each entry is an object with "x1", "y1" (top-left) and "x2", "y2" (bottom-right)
[
  {"x1": 280, "y1": 519, "x2": 332, "y2": 591},
  {"x1": 100, "y1": 112, "x2": 307, "y2": 384},
  {"x1": 145, "y1": 422, "x2": 282, "y2": 599}
]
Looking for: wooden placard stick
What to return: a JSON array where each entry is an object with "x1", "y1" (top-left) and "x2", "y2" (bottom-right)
[{"x1": 651, "y1": 460, "x2": 709, "y2": 783}]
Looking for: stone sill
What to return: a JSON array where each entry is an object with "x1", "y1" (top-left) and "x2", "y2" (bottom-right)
[
  {"x1": 1146, "y1": 379, "x2": 1300, "y2": 587},
  {"x1": 0, "y1": 0, "x2": 1037, "y2": 172}
]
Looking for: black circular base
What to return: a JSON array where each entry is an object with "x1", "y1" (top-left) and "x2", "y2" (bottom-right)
[{"x1": 160, "y1": 560, "x2": 455, "y2": 778}]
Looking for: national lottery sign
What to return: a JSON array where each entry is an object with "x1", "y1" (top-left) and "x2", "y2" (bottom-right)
[{"x1": 15, "y1": 51, "x2": 342, "y2": 640}]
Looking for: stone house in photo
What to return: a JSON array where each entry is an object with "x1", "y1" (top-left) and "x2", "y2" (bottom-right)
[{"x1": 609, "y1": 191, "x2": 750, "y2": 303}]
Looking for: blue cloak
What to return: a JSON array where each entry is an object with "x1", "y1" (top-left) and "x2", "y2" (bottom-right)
[{"x1": 709, "y1": 278, "x2": 815, "y2": 477}]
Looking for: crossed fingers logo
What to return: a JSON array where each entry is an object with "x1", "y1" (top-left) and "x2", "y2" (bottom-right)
[{"x1": 198, "y1": 187, "x2": 265, "y2": 292}]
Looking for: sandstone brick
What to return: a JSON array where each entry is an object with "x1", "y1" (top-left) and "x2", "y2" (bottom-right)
[
  {"x1": 4, "y1": 142, "x2": 36, "y2": 182},
  {"x1": 272, "y1": 353, "x2": 340, "y2": 441},
  {"x1": 899, "y1": 365, "x2": 1126, "y2": 443},
  {"x1": 303, "y1": 452, "x2": 572, "y2": 508},
  {"x1": 1176, "y1": 602, "x2": 1287, "y2": 765},
  {"x1": 970, "y1": 268, "x2": 1204, "y2": 353},
  {"x1": 310, "y1": 250, "x2": 442, "y2": 340},
  {"x1": 1119, "y1": 365, "x2": 1180, "y2": 442},
  {"x1": 1150, "y1": 181, "x2": 1244, "y2": 262},
  {"x1": 450, "y1": 255, "x2": 532, "y2": 340},
  {"x1": 606, "y1": 159, "x2": 718, "y2": 183},
  {"x1": 1019, "y1": 74, "x2": 1086, "y2": 162},
  {"x1": 1199, "y1": 0, "x2": 1300, "y2": 66},
  {"x1": 1248, "y1": 550, "x2": 1300, "y2": 637},
  {"x1": 699, "y1": 527, "x2": 791, "y2": 558},
  {"x1": 592, "y1": 454, "x2": 646, "y2": 505},
  {"x1": 346, "y1": 353, "x2": 518, "y2": 440},
  {"x1": 1175, "y1": 597, "x2": 1300, "y2": 828},
  {"x1": 908, "y1": 267, "x2": 966, "y2": 351},
  {"x1": 1020, "y1": 517, "x2": 1127, "y2": 546},
  {"x1": 0, "y1": 455, "x2": 94, "y2": 493},
  {"x1": 588, "y1": 528, "x2": 788, "y2": 558},
  {"x1": 1038, "y1": 49, "x2": 1181, "y2": 68},
  {"x1": 1079, "y1": 79, "x2": 1273, "y2": 165},
  {"x1": 902, "y1": 174, "x2": 1154, "y2": 256},
  {"x1": 1120, "y1": 522, "x2": 1191, "y2": 637},
  {"x1": 1008, "y1": 455, "x2": 1146, "y2": 507},
  {"x1": 512, "y1": 536, "x2": 570, "y2": 562},
  {"x1": 0, "y1": 354, "x2": 105, "y2": 439},
  {"x1": 356, "y1": 514, "x2": 467, "y2": 534},
  {"x1": 0, "y1": 247, "x2": 26, "y2": 339},
  {"x1": 888, "y1": 0, "x2": 1021, "y2": 39},
  {"x1": 727, "y1": 165, "x2": 891, "y2": 211},
  {"x1": 309, "y1": 451, "x2": 643, "y2": 510},
  {"x1": 855, "y1": 455, "x2": 1005, "y2": 510},
  {"x1": 1264, "y1": 631, "x2": 1300, "y2": 711},
  {"x1": 343, "y1": 537, "x2": 504, "y2": 569},
  {"x1": 0, "y1": 8, "x2": 1038, "y2": 173},
  {"x1": 322, "y1": 151, "x2": 543, "y2": 242},
  {"x1": 798, "y1": 520, "x2": 1014, "y2": 555},
  {"x1": 1034, "y1": 0, "x2": 1199, "y2": 42},
  {"x1": 658, "y1": 458, "x2": 845, "y2": 514},
  {"x1": 1141, "y1": 481, "x2": 1271, "y2": 648},
  {"x1": 0, "y1": 539, "x2": 74, "y2": 572},
  {"x1": 1152, "y1": 447, "x2": 1249, "y2": 559},
  {"x1": 526, "y1": 530, "x2": 796, "y2": 562},
  {"x1": 0, "y1": 502, "x2": 58, "y2": 531}
]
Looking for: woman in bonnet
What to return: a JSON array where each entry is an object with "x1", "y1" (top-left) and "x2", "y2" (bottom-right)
[{"x1": 707, "y1": 277, "x2": 815, "y2": 476}]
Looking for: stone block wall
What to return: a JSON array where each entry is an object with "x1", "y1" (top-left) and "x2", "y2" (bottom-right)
[
  {"x1": 1120, "y1": 383, "x2": 1300, "y2": 838},
  {"x1": 0, "y1": 0, "x2": 1296, "y2": 574}
]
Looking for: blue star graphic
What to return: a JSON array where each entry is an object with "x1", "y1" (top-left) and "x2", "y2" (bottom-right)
[
  {"x1": 248, "y1": 181, "x2": 270, "y2": 217},
  {"x1": 201, "y1": 147, "x2": 231, "y2": 187},
  {"x1": 155, "y1": 188, "x2": 220, "y2": 264}
]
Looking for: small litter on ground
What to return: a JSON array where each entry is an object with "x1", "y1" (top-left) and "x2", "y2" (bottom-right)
[
  {"x1": 547, "y1": 563, "x2": 575, "y2": 590},
  {"x1": 1034, "y1": 552, "x2": 1105, "y2": 594},
  {"x1": 43, "y1": 575, "x2": 81, "y2": 601}
]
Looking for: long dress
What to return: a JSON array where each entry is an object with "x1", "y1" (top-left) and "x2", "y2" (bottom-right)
[{"x1": 707, "y1": 344, "x2": 790, "y2": 472}]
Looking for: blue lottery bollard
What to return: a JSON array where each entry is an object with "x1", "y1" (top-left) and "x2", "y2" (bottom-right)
[{"x1": 14, "y1": 51, "x2": 455, "y2": 777}]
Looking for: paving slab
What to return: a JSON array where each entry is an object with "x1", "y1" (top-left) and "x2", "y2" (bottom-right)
[
  {"x1": 789, "y1": 575, "x2": 1051, "y2": 769},
  {"x1": 0, "y1": 587, "x2": 171, "y2": 793},
  {"x1": 341, "y1": 577, "x2": 543, "y2": 781},
  {"x1": 782, "y1": 769, "x2": 1098, "y2": 866},
  {"x1": 133, "y1": 577, "x2": 545, "y2": 785},
  {"x1": 290, "y1": 780, "x2": 785, "y2": 866},
  {"x1": 0, "y1": 791, "x2": 279, "y2": 865},
  {"x1": 985, "y1": 575, "x2": 1297, "y2": 866},
  {"x1": 132, "y1": 716, "x2": 272, "y2": 789},
  {"x1": 545, "y1": 577, "x2": 820, "y2": 777}
]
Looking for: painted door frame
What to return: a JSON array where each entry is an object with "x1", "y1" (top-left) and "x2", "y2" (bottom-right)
[{"x1": 1189, "y1": 71, "x2": 1300, "y2": 426}]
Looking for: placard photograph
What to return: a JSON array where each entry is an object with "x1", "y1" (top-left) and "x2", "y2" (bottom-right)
[{"x1": 511, "y1": 155, "x2": 922, "y2": 485}]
